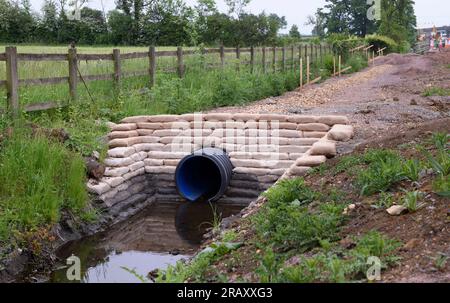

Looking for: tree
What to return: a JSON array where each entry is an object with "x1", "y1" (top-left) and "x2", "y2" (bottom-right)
[
  {"x1": 289, "y1": 24, "x2": 301, "y2": 40},
  {"x1": 378, "y1": 0, "x2": 416, "y2": 43},
  {"x1": 224, "y1": 0, "x2": 251, "y2": 19},
  {"x1": 38, "y1": 0, "x2": 59, "y2": 43}
]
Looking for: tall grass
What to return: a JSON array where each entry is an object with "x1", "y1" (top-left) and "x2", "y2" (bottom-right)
[{"x1": 0, "y1": 127, "x2": 88, "y2": 241}]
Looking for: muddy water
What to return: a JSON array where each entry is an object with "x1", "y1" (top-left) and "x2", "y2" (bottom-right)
[{"x1": 50, "y1": 201, "x2": 244, "y2": 283}]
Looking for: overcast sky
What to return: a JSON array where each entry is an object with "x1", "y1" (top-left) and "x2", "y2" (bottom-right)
[{"x1": 28, "y1": 0, "x2": 450, "y2": 34}]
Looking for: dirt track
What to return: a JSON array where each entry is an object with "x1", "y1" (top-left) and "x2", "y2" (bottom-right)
[{"x1": 211, "y1": 50, "x2": 450, "y2": 152}]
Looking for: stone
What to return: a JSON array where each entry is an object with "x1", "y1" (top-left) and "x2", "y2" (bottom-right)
[
  {"x1": 233, "y1": 113, "x2": 260, "y2": 121},
  {"x1": 137, "y1": 122, "x2": 163, "y2": 130},
  {"x1": 328, "y1": 124, "x2": 354, "y2": 142},
  {"x1": 164, "y1": 159, "x2": 181, "y2": 167},
  {"x1": 123, "y1": 168, "x2": 145, "y2": 181},
  {"x1": 287, "y1": 116, "x2": 317, "y2": 123},
  {"x1": 104, "y1": 167, "x2": 130, "y2": 177},
  {"x1": 134, "y1": 143, "x2": 164, "y2": 152},
  {"x1": 386, "y1": 205, "x2": 408, "y2": 216},
  {"x1": 153, "y1": 129, "x2": 183, "y2": 137},
  {"x1": 112, "y1": 123, "x2": 137, "y2": 131},
  {"x1": 106, "y1": 122, "x2": 117, "y2": 130},
  {"x1": 303, "y1": 131, "x2": 328, "y2": 138},
  {"x1": 131, "y1": 151, "x2": 148, "y2": 162},
  {"x1": 137, "y1": 129, "x2": 154, "y2": 136},
  {"x1": 179, "y1": 113, "x2": 196, "y2": 121},
  {"x1": 145, "y1": 166, "x2": 177, "y2": 174},
  {"x1": 277, "y1": 129, "x2": 302, "y2": 138},
  {"x1": 410, "y1": 99, "x2": 418, "y2": 105},
  {"x1": 317, "y1": 116, "x2": 349, "y2": 126},
  {"x1": 138, "y1": 136, "x2": 161, "y2": 144},
  {"x1": 87, "y1": 180, "x2": 111, "y2": 195},
  {"x1": 148, "y1": 151, "x2": 188, "y2": 159},
  {"x1": 289, "y1": 153, "x2": 305, "y2": 160},
  {"x1": 144, "y1": 159, "x2": 164, "y2": 166},
  {"x1": 279, "y1": 146, "x2": 311, "y2": 154},
  {"x1": 121, "y1": 116, "x2": 151, "y2": 123},
  {"x1": 233, "y1": 167, "x2": 285, "y2": 176},
  {"x1": 278, "y1": 122, "x2": 298, "y2": 130},
  {"x1": 295, "y1": 155, "x2": 327, "y2": 167},
  {"x1": 297, "y1": 123, "x2": 330, "y2": 132},
  {"x1": 310, "y1": 141, "x2": 337, "y2": 158},
  {"x1": 103, "y1": 177, "x2": 125, "y2": 188},
  {"x1": 288, "y1": 138, "x2": 319, "y2": 146},
  {"x1": 108, "y1": 130, "x2": 139, "y2": 139},
  {"x1": 104, "y1": 157, "x2": 134, "y2": 167},
  {"x1": 259, "y1": 114, "x2": 288, "y2": 122},
  {"x1": 107, "y1": 147, "x2": 136, "y2": 158},
  {"x1": 130, "y1": 161, "x2": 145, "y2": 171},
  {"x1": 204, "y1": 113, "x2": 233, "y2": 121},
  {"x1": 147, "y1": 115, "x2": 179, "y2": 123},
  {"x1": 288, "y1": 166, "x2": 311, "y2": 176}
]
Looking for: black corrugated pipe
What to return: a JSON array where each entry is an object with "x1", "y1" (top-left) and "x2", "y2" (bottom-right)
[{"x1": 175, "y1": 148, "x2": 233, "y2": 202}]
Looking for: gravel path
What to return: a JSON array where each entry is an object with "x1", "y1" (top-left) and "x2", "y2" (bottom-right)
[{"x1": 210, "y1": 51, "x2": 450, "y2": 153}]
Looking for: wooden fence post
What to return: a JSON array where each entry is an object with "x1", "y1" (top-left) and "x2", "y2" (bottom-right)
[
  {"x1": 304, "y1": 44, "x2": 308, "y2": 62},
  {"x1": 310, "y1": 44, "x2": 313, "y2": 61},
  {"x1": 149, "y1": 46, "x2": 156, "y2": 88},
  {"x1": 338, "y1": 55, "x2": 342, "y2": 77},
  {"x1": 291, "y1": 45, "x2": 295, "y2": 70},
  {"x1": 299, "y1": 45, "x2": 302, "y2": 66},
  {"x1": 262, "y1": 47, "x2": 266, "y2": 74},
  {"x1": 282, "y1": 47, "x2": 286, "y2": 72},
  {"x1": 113, "y1": 49, "x2": 121, "y2": 90},
  {"x1": 177, "y1": 46, "x2": 184, "y2": 78},
  {"x1": 68, "y1": 47, "x2": 78, "y2": 101},
  {"x1": 250, "y1": 46, "x2": 255, "y2": 74},
  {"x1": 319, "y1": 44, "x2": 323, "y2": 63},
  {"x1": 236, "y1": 46, "x2": 241, "y2": 72},
  {"x1": 307, "y1": 55, "x2": 310, "y2": 84},
  {"x1": 333, "y1": 55, "x2": 336, "y2": 75},
  {"x1": 5, "y1": 46, "x2": 19, "y2": 117},
  {"x1": 220, "y1": 45, "x2": 225, "y2": 67},
  {"x1": 300, "y1": 57, "x2": 303, "y2": 89},
  {"x1": 272, "y1": 47, "x2": 276, "y2": 73}
]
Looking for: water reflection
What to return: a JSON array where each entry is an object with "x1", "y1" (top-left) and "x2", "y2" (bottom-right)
[{"x1": 50, "y1": 201, "x2": 243, "y2": 283}]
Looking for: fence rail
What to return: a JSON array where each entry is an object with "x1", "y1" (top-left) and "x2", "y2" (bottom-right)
[{"x1": 0, "y1": 44, "x2": 335, "y2": 117}]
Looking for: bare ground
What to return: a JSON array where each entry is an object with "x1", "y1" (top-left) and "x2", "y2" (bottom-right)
[{"x1": 211, "y1": 50, "x2": 450, "y2": 153}]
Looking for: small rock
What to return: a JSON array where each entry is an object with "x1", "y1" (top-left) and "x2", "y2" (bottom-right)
[
  {"x1": 92, "y1": 151, "x2": 100, "y2": 160},
  {"x1": 343, "y1": 204, "x2": 357, "y2": 215},
  {"x1": 393, "y1": 97, "x2": 400, "y2": 101},
  {"x1": 85, "y1": 157, "x2": 106, "y2": 180},
  {"x1": 387, "y1": 205, "x2": 408, "y2": 216},
  {"x1": 410, "y1": 99, "x2": 417, "y2": 105}
]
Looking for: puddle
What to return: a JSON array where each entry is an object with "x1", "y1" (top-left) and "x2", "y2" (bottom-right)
[{"x1": 49, "y1": 201, "x2": 244, "y2": 283}]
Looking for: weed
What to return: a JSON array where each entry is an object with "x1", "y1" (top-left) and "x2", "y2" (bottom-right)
[
  {"x1": 255, "y1": 248, "x2": 282, "y2": 283},
  {"x1": 263, "y1": 178, "x2": 320, "y2": 208},
  {"x1": 333, "y1": 155, "x2": 364, "y2": 175},
  {"x1": 402, "y1": 159, "x2": 422, "y2": 182},
  {"x1": 374, "y1": 192, "x2": 394, "y2": 209},
  {"x1": 402, "y1": 191, "x2": 425, "y2": 212},
  {"x1": 433, "y1": 175, "x2": 450, "y2": 197},
  {"x1": 356, "y1": 150, "x2": 405, "y2": 196},
  {"x1": 422, "y1": 87, "x2": 450, "y2": 97},
  {"x1": 431, "y1": 133, "x2": 449, "y2": 150},
  {"x1": 433, "y1": 253, "x2": 448, "y2": 271}
]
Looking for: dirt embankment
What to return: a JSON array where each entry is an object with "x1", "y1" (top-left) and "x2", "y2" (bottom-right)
[{"x1": 212, "y1": 50, "x2": 450, "y2": 153}]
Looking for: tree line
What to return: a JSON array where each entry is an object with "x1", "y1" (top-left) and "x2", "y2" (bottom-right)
[
  {"x1": 308, "y1": 0, "x2": 417, "y2": 44},
  {"x1": 0, "y1": 0, "x2": 303, "y2": 47}
]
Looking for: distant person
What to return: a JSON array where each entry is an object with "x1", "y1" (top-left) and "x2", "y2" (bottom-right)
[{"x1": 434, "y1": 33, "x2": 440, "y2": 51}]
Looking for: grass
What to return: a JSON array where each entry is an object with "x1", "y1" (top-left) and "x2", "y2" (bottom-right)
[
  {"x1": 422, "y1": 87, "x2": 450, "y2": 97},
  {"x1": 402, "y1": 191, "x2": 425, "y2": 212},
  {"x1": 0, "y1": 127, "x2": 90, "y2": 242},
  {"x1": 256, "y1": 231, "x2": 401, "y2": 283}
]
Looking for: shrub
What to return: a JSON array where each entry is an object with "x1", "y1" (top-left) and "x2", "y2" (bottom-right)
[
  {"x1": 365, "y1": 34, "x2": 398, "y2": 53},
  {"x1": 346, "y1": 54, "x2": 369, "y2": 73}
]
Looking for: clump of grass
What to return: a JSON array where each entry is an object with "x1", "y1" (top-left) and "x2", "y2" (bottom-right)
[
  {"x1": 333, "y1": 155, "x2": 364, "y2": 175},
  {"x1": 374, "y1": 192, "x2": 394, "y2": 209},
  {"x1": 0, "y1": 127, "x2": 89, "y2": 241},
  {"x1": 267, "y1": 231, "x2": 401, "y2": 283},
  {"x1": 433, "y1": 253, "x2": 448, "y2": 272},
  {"x1": 422, "y1": 87, "x2": 450, "y2": 97},
  {"x1": 254, "y1": 178, "x2": 344, "y2": 252},
  {"x1": 402, "y1": 191, "x2": 425, "y2": 212},
  {"x1": 356, "y1": 150, "x2": 406, "y2": 196},
  {"x1": 402, "y1": 159, "x2": 422, "y2": 182}
]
